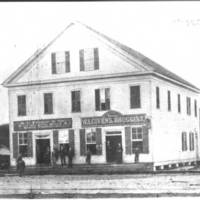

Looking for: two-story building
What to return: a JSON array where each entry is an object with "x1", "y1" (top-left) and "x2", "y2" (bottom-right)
[{"x1": 3, "y1": 21, "x2": 200, "y2": 170}]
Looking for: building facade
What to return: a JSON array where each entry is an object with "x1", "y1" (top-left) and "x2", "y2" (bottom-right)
[{"x1": 3, "y1": 22, "x2": 200, "y2": 170}]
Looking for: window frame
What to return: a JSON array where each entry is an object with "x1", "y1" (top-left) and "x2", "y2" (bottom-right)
[
  {"x1": 182, "y1": 132, "x2": 187, "y2": 151},
  {"x1": 95, "y1": 88, "x2": 110, "y2": 111},
  {"x1": 71, "y1": 90, "x2": 81, "y2": 113},
  {"x1": 178, "y1": 94, "x2": 181, "y2": 113},
  {"x1": 186, "y1": 97, "x2": 191, "y2": 115},
  {"x1": 18, "y1": 132, "x2": 28, "y2": 157},
  {"x1": 167, "y1": 90, "x2": 171, "y2": 111},
  {"x1": 156, "y1": 87, "x2": 160, "y2": 109},
  {"x1": 131, "y1": 126, "x2": 143, "y2": 153},
  {"x1": 44, "y1": 93, "x2": 53, "y2": 115},
  {"x1": 130, "y1": 85, "x2": 141, "y2": 109},
  {"x1": 51, "y1": 51, "x2": 70, "y2": 74},
  {"x1": 79, "y1": 47, "x2": 99, "y2": 72},
  {"x1": 85, "y1": 128, "x2": 97, "y2": 155},
  {"x1": 17, "y1": 95, "x2": 26, "y2": 116},
  {"x1": 194, "y1": 99, "x2": 197, "y2": 117},
  {"x1": 189, "y1": 132, "x2": 195, "y2": 151}
]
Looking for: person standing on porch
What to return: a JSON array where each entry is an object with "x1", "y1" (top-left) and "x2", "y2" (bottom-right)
[
  {"x1": 16, "y1": 154, "x2": 26, "y2": 177},
  {"x1": 116, "y1": 143, "x2": 123, "y2": 164},
  {"x1": 68, "y1": 146, "x2": 74, "y2": 168},
  {"x1": 60, "y1": 144, "x2": 66, "y2": 167},
  {"x1": 86, "y1": 148, "x2": 91, "y2": 165}
]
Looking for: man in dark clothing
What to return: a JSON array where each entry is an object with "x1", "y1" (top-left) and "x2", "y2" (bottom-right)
[
  {"x1": 68, "y1": 146, "x2": 74, "y2": 168},
  {"x1": 16, "y1": 154, "x2": 25, "y2": 177},
  {"x1": 60, "y1": 145, "x2": 66, "y2": 167},
  {"x1": 86, "y1": 149, "x2": 91, "y2": 165},
  {"x1": 116, "y1": 143, "x2": 123, "y2": 164}
]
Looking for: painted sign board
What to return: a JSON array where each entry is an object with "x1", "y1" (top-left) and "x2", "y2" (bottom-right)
[
  {"x1": 14, "y1": 118, "x2": 72, "y2": 131},
  {"x1": 81, "y1": 110, "x2": 146, "y2": 128}
]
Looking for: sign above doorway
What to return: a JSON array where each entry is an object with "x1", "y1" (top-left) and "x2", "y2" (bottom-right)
[{"x1": 81, "y1": 110, "x2": 147, "y2": 128}]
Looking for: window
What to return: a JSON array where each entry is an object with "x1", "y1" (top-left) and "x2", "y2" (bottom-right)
[
  {"x1": 17, "y1": 95, "x2": 26, "y2": 116},
  {"x1": 194, "y1": 100, "x2": 197, "y2": 117},
  {"x1": 18, "y1": 132, "x2": 28, "y2": 157},
  {"x1": 189, "y1": 132, "x2": 194, "y2": 151},
  {"x1": 156, "y1": 87, "x2": 160, "y2": 109},
  {"x1": 182, "y1": 132, "x2": 187, "y2": 151},
  {"x1": 51, "y1": 51, "x2": 70, "y2": 74},
  {"x1": 167, "y1": 90, "x2": 171, "y2": 111},
  {"x1": 79, "y1": 48, "x2": 99, "y2": 71},
  {"x1": 130, "y1": 86, "x2": 141, "y2": 109},
  {"x1": 71, "y1": 90, "x2": 81, "y2": 112},
  {"x1": 44, "y1": 93, "x2": 53, "y2": 114},
  {"x1": 131, "y1": 127, "x2": 143, "y2": 153},
  {"x1": 95, "y1": 88, "x2": 110, "y2": 111},
  {"x1": 86, "y1": 129, "x2": 97, "y2": 155},
  {"x1": 186, "y1": 97, "x2": 191, "y2": 115},
  {"x1": 178, "y1": 94, "x2": 181, "y2": 113}
]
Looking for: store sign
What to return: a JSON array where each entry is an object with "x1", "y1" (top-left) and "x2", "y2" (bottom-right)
[
  {"x1": 59, "y1": 130, "x2": 69, "y2": 144},
  {"x1": 81, "y1": 110, "x2": 146, "y2": 128},
  {"x1": 14, "y1": 118, "x2": 72, "y2": 131}
]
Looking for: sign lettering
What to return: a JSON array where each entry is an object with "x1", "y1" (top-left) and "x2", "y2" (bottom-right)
[{"x1": 14, "y1": 118, "x2": 72, "y2": 131}]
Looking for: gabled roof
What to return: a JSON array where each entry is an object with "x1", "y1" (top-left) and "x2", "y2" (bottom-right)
[{"x1": 2, "y1": 21, "x2": 199, "y2": 92}]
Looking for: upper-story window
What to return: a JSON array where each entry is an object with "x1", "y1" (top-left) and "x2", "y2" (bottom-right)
[
  {"x1": 194, "y1": 99, "x2": 197, "y2": 117},
  {"x1": 182, "y1": 132, "x2": 187, "y2": 151},
  {"x1": 186, "y1": 97, "x2": 191, "y2": 115},
  {"x1": 44, "y1": 93, "x2": 53, "y2": 114},
  {"x1": 130, "y1": 86, "x2": 141, "y2": 109},
  {"x1": 156, "y1": 87, "x2": 160, "y2": 109},
  {"x1": 17, "y1": 95, "x2": 26, "y2": 116},
  {"x1": 167, "y1": 90, "x2": 171, "y2": 111},
  {"x1": 178, "y1": 94, "x2": 181, "y2": 113},
  {"x1": 51, "y1": 51, "x2": 70, "y2": 74},
  {"x1": 95, "y1": 88, "x2": 110, "y2": 111},
  {"x1": 79, "y1": 48, "x2": 99, "y2": 71},
  {"x1": 71, "y1": 90, "x2": 81, "y2": 113}
]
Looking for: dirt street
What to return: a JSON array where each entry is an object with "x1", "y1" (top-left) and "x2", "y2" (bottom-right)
[{"x1": 1, "y1": 173, "x2": 200, "y2": 198}]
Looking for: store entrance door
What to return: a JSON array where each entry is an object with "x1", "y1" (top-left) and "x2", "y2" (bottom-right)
[
  {"x1": 106, "y1": 133, "x2": 122, "y2": 163},
  {"x1": 36, "y1": 139, "x2": 50, "y2": 165}
]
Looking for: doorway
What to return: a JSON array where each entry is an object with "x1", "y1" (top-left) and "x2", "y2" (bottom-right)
[
  {"x1": 106, "y1": 133, "x2": 122, "y2": 163},
  {"x1": 36, "y1": 139, "x2": 50, "y2": 165}
]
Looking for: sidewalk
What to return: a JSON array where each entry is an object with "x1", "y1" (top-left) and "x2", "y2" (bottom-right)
[{"x1": 0, "y1": 163, "x2": 200, "y2": 176}]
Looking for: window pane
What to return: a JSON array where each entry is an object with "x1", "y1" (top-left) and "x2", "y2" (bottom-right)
[
  {"x1": 130, "y1": 86, "x2": 141, "y2": 109},
  {"x1": 19, "y1": 145, "x2": 28, "y2": 157},
  {"x1": 44, "y1": 93, "x2": 53, "y2": 114},
  {"x1": 72, "y1": 91, "x2": 81, "y2": 112},
  {"x1": 18, "y1": 95, "x2": 26, "y2": 116}
]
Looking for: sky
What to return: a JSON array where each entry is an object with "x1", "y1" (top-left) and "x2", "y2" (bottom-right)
[{"x1": 1, "y1": 1, "x2": 200, "y2": 124}]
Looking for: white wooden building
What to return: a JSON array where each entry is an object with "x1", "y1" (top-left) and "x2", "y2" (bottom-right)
[{"x1": 3, "y1": 21, "x2": 200, "y2": 170}]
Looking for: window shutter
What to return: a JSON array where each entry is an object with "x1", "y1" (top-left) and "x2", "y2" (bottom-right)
[
  {"x1": 80, "y1": 129, "x2": 86, "y2": 156},
  {"x1": 53, "y1": 130, "x2": 59, "y2": 149},
  {"x1": 94, "y1": 48, "x2": 99, "y2": 70},
  {"x1": 13, "y1": 132, "x2": 18, "y2": 159},
  {"x1": 79, "y1": 49, "x2": 85, "y2": 71},
  {"x1": 69, "y1": 129, "x2": 75, "y2": 150},
  {"x1": 142, "y1": 126, "x2": 149, "y2": 154},
  {"x1": 125, "y1": 127, "x2": 132, "y2": 154},
  {"x1": 27, "y1": 132, "x2": 33, "y2": 157},
  {"x1": 96, "y1": 128, "x2": 102, "y2": 155},
  {"x1": 51, "y1": 53, "x2": 56, "y2": 74},
  {"x1": 95, "y1": 89, "x2": 100, "y2": 111},
  {"x1": 65, "y1": 51, "x2": 70, "y2": 72}
]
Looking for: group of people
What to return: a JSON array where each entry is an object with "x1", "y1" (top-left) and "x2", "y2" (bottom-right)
[{"x1": 52, "y1": 145, "x2": 75, "y2": 168}]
